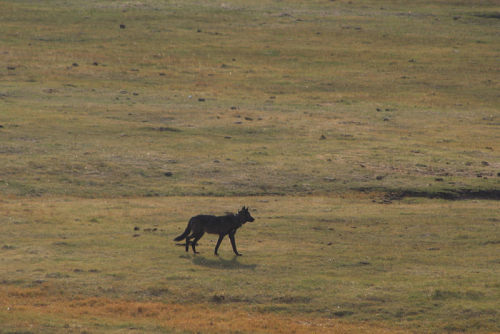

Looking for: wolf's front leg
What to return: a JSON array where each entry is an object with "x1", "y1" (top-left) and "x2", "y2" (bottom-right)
[
  {"x1": 228, "y1": 232, "x2": 241, "y2": 256},
  {"x1": 214, "y1": 234, "x2": 225, "y2": 256}
]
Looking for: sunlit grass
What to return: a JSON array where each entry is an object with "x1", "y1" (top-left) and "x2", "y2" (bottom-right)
[
  {"x1": 1, "y1": 196, "x2": 499, "y2": 332},
  {"x1": 0, "y1": 0, "x2": 499, "y2": 332}
]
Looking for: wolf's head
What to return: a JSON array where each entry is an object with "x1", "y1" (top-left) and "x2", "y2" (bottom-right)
[{"x1": 238, "y1": 206, "x2": 255, "y2": 223}]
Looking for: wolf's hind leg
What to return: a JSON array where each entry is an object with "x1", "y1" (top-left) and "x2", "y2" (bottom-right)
[{"x1": 191, "y1": 232, "x2": 204, "y2": 254}]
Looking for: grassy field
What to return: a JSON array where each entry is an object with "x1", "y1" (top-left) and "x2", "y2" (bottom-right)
[{"x1": 0, "y1": 0, "x2": 499, "y2": 333}]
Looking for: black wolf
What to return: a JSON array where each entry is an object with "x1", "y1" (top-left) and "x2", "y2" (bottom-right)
[{"x1": 174, "y1": 206, "x2": 255, "y2": 256}]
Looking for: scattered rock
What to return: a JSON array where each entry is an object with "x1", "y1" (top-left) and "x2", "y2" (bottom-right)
[
  {"x1": 427, "y1": 247, "x2": 440, "y2": 251},
  {"x1": 324, "y1": 177, "x2": 336, "y2": 182},
  {"x1": 408, "y1": 59, "x2": 416, "y2": 63},
  {"x1": 211, "y1": 294, "x2": 225, "y2": 303},
  {"x1": 133, "y1": 234, "x2": 140, "y2": 237},
  {"x1": 156, "y1": 127, "x2": 180, "y2": 132},
  {"x1": 46, "y1": 272, "x2": 69, "y2": 279},
  {"x1": 333, "y1": 310, "x2": 354, "y2": 317}
]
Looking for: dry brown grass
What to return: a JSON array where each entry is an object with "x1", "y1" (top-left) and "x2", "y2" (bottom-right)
[{"x1": 1, "y1": 285, "x2": 407, "y2": 334}]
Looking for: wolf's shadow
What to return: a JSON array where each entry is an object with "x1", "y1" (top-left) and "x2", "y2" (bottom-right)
[{"x1": 192, "y1": 255, "x2": 257, "y2": 270}]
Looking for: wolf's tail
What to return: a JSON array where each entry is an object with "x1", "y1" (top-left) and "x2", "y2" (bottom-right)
[{"x1": 174, "y1": 221, "x2": 191, "y2": 241}]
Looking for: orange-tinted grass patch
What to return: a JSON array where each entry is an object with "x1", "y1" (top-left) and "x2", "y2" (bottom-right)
[{"x1": 1, "y1": 285, "x2": 407, "y2": 333}]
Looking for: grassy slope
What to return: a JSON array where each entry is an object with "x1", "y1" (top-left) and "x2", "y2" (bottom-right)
[
  {"x1": 0, "y1": 0, "x2": 499, "y2": 333},
  {"x1": 0, "y1": 0, "x2": 498, "y2": 198}
]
